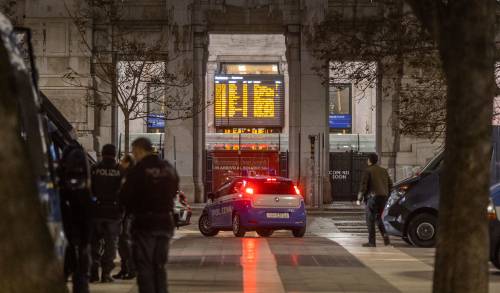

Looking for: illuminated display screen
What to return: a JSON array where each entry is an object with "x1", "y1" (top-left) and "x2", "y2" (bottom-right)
[{"x1": 214, "y1": 75, "x2": 284, "y2": 128}]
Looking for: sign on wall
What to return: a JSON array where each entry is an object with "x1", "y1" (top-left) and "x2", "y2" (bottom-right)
[
  {"x1": 329, "y1": 114, "x2": 352, "y2": 129},
  {"x1": 207, "y1": 151, "x2": 281, "y2": 192},
  {"x1": 147, "y1": 114, "x2": 165, "y2": 129},
  {"x1": 329, "y1": 84, "x2": 352, "y2": 132},
  {"x1": 214, "y1": 75, "x2": 285, "y2": 128}
]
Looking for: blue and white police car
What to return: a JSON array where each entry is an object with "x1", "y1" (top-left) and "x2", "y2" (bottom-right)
[{"x1": 198, "y1": 176, "x2": 307, "y2": 237}]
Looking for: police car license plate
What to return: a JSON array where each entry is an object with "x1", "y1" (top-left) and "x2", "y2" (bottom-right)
[{"x1": 266, "y1": 213, "x2": 289, "y2": 219}]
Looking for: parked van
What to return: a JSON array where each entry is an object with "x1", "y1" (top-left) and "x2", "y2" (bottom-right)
[{"x1": 382, "y1": 127, "x2": 500, "y2": 249}]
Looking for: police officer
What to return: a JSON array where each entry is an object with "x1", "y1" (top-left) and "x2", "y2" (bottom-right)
[
  {"x1": 113, "y1": 155, "x2": 137, "y2": 280},
  {"x1": 90, "y1": 144, "x2": 123, "y2": 283},
  {"x1": 59, "y1": 142, "x2": 92, "y2": 293},
  {"x1": 120, "y1": 137, "x2": 179, "y2": 293},
  {"x1": 356, "y1": 153, "x2": 392, "y2": 247}
]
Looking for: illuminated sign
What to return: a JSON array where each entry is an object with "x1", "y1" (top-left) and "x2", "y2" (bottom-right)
[
  {"x1": 219, "y1": 128, "x2": 281, "y2": 134},
  {"x1": 147, "y1": 114, "x2": 165, "y2": 129},
  {"x1": 215, "y1": 75, "x2": 284, "y2": 128},
  {"x1": 329, "y1": 114, "x2": 352, "y2": 129}
]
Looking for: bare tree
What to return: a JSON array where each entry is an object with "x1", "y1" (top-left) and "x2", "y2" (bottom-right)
[
  {"x1": 308, "y1": 1, "x2": 447, "y2": 141},
  {"x1": 62, "y1": 0, "x2": 202, "y2": 154},
  {"x1": 406, "y1": 1, "x2": 497, "y2": 292},
  {"x1": 312, "y1": 1, "x2": 497, "y2": 291}
]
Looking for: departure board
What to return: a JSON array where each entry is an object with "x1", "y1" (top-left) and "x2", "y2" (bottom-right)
[{"x1": 214, "y1": 75, "x2": 284, "y2": 128}]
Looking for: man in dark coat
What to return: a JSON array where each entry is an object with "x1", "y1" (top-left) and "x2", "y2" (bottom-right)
[
  {"x1": 120, "y1": 137, "x2": 179, "y2": 293},
  {"x1": 357, "y1": 153, "x2": 393, "y2": 247},
  {"x1": 114, "y1": 154, "x2": 136, "y2": 280},
  {"x1": 90, "y1": 144, "x2": 123, "y2": 282},
  {"x1": 59, "y1": 142, "x2": 92, "y2": 293}
]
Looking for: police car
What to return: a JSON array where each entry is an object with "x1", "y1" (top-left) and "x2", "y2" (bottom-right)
[{"x1": 198, "y1": 176, "x2": 306, "y2": 237}]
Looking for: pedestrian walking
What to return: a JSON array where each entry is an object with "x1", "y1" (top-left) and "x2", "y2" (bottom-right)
[
  {"x1": 120, "y1": 137, "x2": 179, "y2": 293},
  {"x1": 90, "y1": 144, "x2": 123, "y2": 283},
  {"x1": 356, "y1": 153, "x2": 392, "y2": 247},
  {"x1": 59, "y1": 142, "x2": 93, "y2": 293},
  {"x1": 113, "y1": 154, "x2": 137, "y2": 280}
]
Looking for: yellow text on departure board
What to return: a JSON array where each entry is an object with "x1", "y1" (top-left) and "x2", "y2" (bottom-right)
[
  {"x1": 253, "y1": 84, "x2": 275, "y2": 118},
  {"x1": 215, "y1": 82, "x2": 278, "y2": 119},
  {"x1": 228, "y1": 83, "x2": 248, "y2": 117},
  {"x1": 215, "y1": 83, "x2": 227, "y2": 117}
]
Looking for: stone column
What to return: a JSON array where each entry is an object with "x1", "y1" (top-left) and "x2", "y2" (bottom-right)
[
  {"x1": 192, "y1": 28, "x2": 208, "y2": 203},
  {"x1": 299, "y1": 30, "x2": 330, "y2": 205},
  {"x1": 377, "y1": 57, "x2": 402, "y2": 180},
  {"x1": 285, "y1": 27, "x2": 301, "y2": 183},
  {"x1": 163, "y1": 0, "x2": 198, "y2": 202},
  {"x1": 206, "y1": 62, "x2": 217, "y2": 133}
]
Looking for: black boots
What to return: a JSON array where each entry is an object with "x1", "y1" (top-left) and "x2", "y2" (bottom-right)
[
  {"x1": 90, "y1": 269, "x2": 114, "y2": 283},
  {"x1": 89, "y1": 268, "x2": 99, "y2": 283},
  {"x1": 101, "y1": 274, "x2": 114, "y2": 283},
  {"x1": 383, "y1": 236, "x2": 391, "y2": 246},
  {"x1": 112, "y1": 271, "x2": 126, "y2": 279},
  {"x1": 113, "y1": 271, "x2": 136, "y2": 280}
]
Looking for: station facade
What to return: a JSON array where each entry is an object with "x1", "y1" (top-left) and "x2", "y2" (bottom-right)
[{"x1": 4, "y1": 0, "x2": 441, "y2": 204}]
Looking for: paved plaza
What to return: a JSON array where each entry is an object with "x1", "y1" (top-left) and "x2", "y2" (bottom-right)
[{"x1": 75, "y1": 212, "x2": 500, "y2": 293}]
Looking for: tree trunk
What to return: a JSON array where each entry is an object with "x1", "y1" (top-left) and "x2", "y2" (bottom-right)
[
  {"x1": 124, "y1": 115, "x2": 130, "y2": 155},
  {"x1": 431, "y1": 2, "x2": 496, "y2": 293},
  {"x1": 0, "y1": 29, "x2": 67, "y2": 292}
]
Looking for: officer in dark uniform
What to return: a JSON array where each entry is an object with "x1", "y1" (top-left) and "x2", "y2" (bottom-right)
[
  {"x1": 120, "y1": 137, "x2": 178, "y2": 293},
  {"x1": 59, "y1": 142, "x2": 92, "y2": 293},
  {"x1": 357, "y1": 153, "x2": 393, "y2": 247},
  {"x1": 90, "y1": 144, "x2": 123, "y2": 283},
  {"x1": 114, "y1": 155, "x2": 137, "y2": 280}
]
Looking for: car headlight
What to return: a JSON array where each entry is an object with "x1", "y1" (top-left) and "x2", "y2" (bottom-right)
[
  {"x1": 386, "y1": 184, "x2": 411, "y2": 208},
  {"x1": 386, "y1": 192, "x2": 399, "y2": 208},
  {"x1": 396, "y1": 184, "x2": 410, "y2": 196}
]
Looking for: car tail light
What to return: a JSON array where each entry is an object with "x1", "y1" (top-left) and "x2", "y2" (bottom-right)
[
  {"x1": 267, "y1": 177, "x2": 277, "y2": 182},
  {"x1": 488, "y1": 200, "x2": 497, "y2": 221},
  {"x1": 245, "y1": 187, "x2": 254, "y2": 195},
  {"x1": 293, "y1": 185, "x2": 301, "y2": 196}
]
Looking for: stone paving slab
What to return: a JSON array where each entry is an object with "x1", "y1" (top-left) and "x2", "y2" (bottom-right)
[
  {"x1": 267, "y1": 237, "x2": 400, "y2": 293},
  {"x1": 68, "y1": 215, "x2": 500, "y2": 293}
]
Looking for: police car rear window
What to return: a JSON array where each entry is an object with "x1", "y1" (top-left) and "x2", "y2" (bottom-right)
[{"x1": 246, "y1": 179, "x2": 295, "y2": 195}]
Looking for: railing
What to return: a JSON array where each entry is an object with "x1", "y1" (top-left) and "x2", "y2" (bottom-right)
[
  {"x1": 329, "y1": 133, "x2": 376, "y2": 153},
  {"x1": 118, "y1": 133, "x2": 165, "y2": 156}
]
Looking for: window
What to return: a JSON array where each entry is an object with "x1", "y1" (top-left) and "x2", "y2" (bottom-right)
[
  {"x1": 329, "y1": 83, "x2": 352, "y2": 134},
  {"x1": 216, "y1": 179, "x2": 235, "y2": 198},
  {"x1": 146, "y1": 84, "x2": 166, "y2": 133},
  {"x1": 246, "y1": 179, "x2": 296, "y2": 195},
  {"x1": 221, "y1": 63, "x2": 280, "y2": 75}
]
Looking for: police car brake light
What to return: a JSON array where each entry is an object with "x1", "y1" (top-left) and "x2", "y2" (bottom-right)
[
  {"x1": 293, "y1": 185, "x2": 301, "y2": 196},
  {"x1": 488, "y1": 199, "x2": 497, "y2": 220},
  {"x1": 267, "y1": 177, "x2": 277, "y2": 182},
  {"x1": 245, "y1": 187, "x2": 254, "y2": 195}
]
